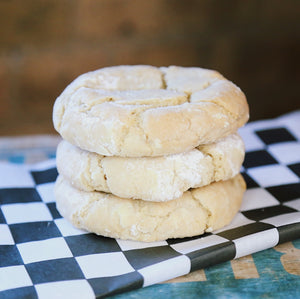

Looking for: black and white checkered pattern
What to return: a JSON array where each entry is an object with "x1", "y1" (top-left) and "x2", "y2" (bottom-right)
[{"x1": 1, "y1": 112, "x2": 300, "y2": 298}]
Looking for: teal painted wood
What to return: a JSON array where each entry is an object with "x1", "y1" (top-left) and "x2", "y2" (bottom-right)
[{"x1": 111, "y1": 239, "x2": 300, "y2": 299}]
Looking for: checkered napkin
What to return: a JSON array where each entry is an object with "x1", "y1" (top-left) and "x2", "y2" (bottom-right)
[{"x1": 1, "y1": 112, "x2": 300, "y2": 298}]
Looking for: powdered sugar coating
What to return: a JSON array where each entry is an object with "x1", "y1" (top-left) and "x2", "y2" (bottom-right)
[
  {"x1": 53, "y1": 65, "x2": 249, "y2": 157},
  {"x1": 54, "y1": 174, "x2": 246, "y2": 242},
  {"x1": 56, "y1": 133, "x2": 245, "y2": 202}
]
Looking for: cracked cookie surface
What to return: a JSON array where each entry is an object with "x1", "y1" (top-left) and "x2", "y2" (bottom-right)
[
  {"x1": 56, "y1": 133, "x2": 245, "y2": 202},
  {"x1": 53, "y1": 65, "x2": 249, "y2": 157},
  {"x1": 54, "y1": 174, "x2": 246, "y2": 242}
]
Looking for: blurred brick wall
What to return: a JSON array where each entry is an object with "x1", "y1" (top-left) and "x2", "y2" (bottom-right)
[{"x1": 0, "y1": 0, "x2": 299, "y2": 136}]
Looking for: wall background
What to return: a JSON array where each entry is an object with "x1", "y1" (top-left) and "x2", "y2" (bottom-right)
[{"x1": 0, "y1": 0, "x2": 299, "y2": 136}]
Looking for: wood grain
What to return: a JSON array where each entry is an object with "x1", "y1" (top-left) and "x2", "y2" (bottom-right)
[
  {"x1": 231, "y1": 255, "x2": 259, "y2": 279},
  {"x1": 274, "y1": 242, "x2": 300, "y2": 276}
]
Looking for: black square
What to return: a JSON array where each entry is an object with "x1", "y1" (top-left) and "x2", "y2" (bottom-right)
[
  {"x1": 10, "y1": 221, "x2": 62, "y2": 243},
  {"x1": 30, "y1": 168, "x2": 58, "y2": 185},
  {"x1": 288, "y1": 163, "x2": 300, "y2": 178},
  {"x1": 266, "y1": 183, "x2": 300, "y2": 202},
  {"x1": 88, "y1": 271, "x2": 143, "y2": 298},
  {"x1": 65, "y1": 234, "x2": 121, "y2": 256},
  {"x1": 278, "y1": 223, "x2": 300, "y2": 244},
  {"x1": 0, "y1": 286, "x2": 37, "y2": 299},
  {"x1": 0, "y1": 245, "x2": 23, "y2": 267},
  {"x1": 241, "y1": 172, "x2": 259, "y2": 189},
  {"x1": 217, "y1": 222, "x2": 275, "y2": 240},
  {"x1": 25, "y1": 258, "x2": 84, "y2": 284},
  {"x1": 243, "y1": 150, "x2": 278, "y2": 169},
  {"x1": 47, "y1": 202, "x2": 62, "y2": 219},
  {"x1": 123, "y1": 246, "x2": 181, "y2": 270},
  {"x1": 0, "y1": 188, "x2": 42, "y2": 204},
  {"x1": 255, "y1": 128, "x2": 297, "y2": 145},
  {"x1": 187, "y1": 241, "x2": 236, "y2": 272},
  {"x1": 242, "y1": 205, "x2": 297, "y2": 222},
  {"x1": 166, "y1": 233, "x2": 212, "y2": 245},
  {"x1": 0, "y1": 208, "x2": 5, "y2": 223}
]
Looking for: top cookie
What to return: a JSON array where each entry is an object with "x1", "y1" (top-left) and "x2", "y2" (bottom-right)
[{"x1": 53, "y1": 65, "x2": 249, "y2": 157}]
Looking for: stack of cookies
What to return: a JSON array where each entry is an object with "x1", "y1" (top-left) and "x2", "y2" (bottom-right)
[{"x1": 53, "y1": 65, "x2": 249, "y2": 242}]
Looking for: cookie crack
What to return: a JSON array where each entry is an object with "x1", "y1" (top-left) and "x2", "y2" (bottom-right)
[
  {"x1": 55, "y1": 103, "x2": 65, "y2": 130},
  {"x1": 203, "y1": 151, "x2": 218, "y2": 182},
  {"x1": 161, "y1": 70, "x2": 167, "y2": 89},
  {"x1": 84, "y1": 155, "x2": 94, "y2": 190},
  {"x1": 149, "y1": 207, "x2": 175, "y2": 237},
  {"x1": 134, "y1": 200, "x2": 178, "y2": 237},
  {"x1": 97, "y1": 157, "x2": 110, "y2": 191},
  {"x1": 81, "y1": 97, "x2": 114, "y2": 115},
  {"x1": 120, "y1": 109, "x2": 153, "y2": 156},
  {"x1": 171, "y1": 159, "x2": 178, "y2": 191},
  {"x1": 58, "y1": 82, "x2": 92, "y2": 128},
  {"x1": 133, "y1": 110, "x2": 146, "y2": 137},
  {"x1": 209, "y1": 99, "x2": 239, "y2": 121},
  {"x1": 186, "y1": 92, "x2": 191, "y2": 103},
  {"x1": 74, "y1": 196, "x2": 95, "y2": 229},
  {"x1": 190, "y1": 190, "x2": 212, "y2": 232}
]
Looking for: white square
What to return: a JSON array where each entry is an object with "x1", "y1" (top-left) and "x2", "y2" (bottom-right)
[
  {"x1": 281, "y1": 111, "x2": 300, "y2": 140},
  {"x1": 245, "y1": 118, "x2": 281, "y2": 132},
  {"x1": 0, "y1": 162, "x2": 35, "y2": 188},
  {"x1": 2, "y1": 202, "x2": 52, "y2": 224},
  {"x1": 213, "y1": 212, "x2": 255, "y2": 234},
  {"x1": 17, "y1": 237, "x2": 73, "y2": 264},
  {"x1": 170, "y1": 234, "x2": 228, "y2": 254},
  {"x1": 284, "y1": 198, "x2": 300, "y2": 211},
  {"x1": 76, "y1": 252, "x2": 134, "y2": 279},
  {"x1": 240, "y1": 188, "x2": 280, "y2": 211},
  {"x1": 0, "y1": 224, "x2": 14, "y2": 245},
  {"x1": 234, "y1": 228, "x2": 279, "y2": 259},
  {"x1": 268, "y1": 142, "x2": 300, "y2": 165},
  {"x1": 238, "y1": 128, "x2": 265, "y2": 151},
  {"x1": 116, "y1": 239, "x2": 168, "y2": 251},
  {"x1": 0, "y1": 265, "x2": 32, "y2": 291},
  {"x1": 139, "y1": 255, "x2": 191, "y2": 287},
  {"x1": 54, "y1": 218, "x2": 88, "y2": 237},
  {"x1": 247, "y1": 165, "x2": 299, "y2": 188},
  {"x1": 36, "y1": 182, "x2": 55, "y2": 203},
  {"x1": 35, "y1": 280, "x2": 94, "y2": 299},
  {"x1": 261, "y1": 212, "x2": 300, "y2": 227}
]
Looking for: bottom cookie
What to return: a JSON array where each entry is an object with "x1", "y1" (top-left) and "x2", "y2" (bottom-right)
[{"x1": 54, "y1": 174, "x2": 246, "y2": 242}]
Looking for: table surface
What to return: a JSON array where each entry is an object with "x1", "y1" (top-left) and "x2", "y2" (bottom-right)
[{"x1": 0, "y1": 130, "x2": 299, "y2": 299}]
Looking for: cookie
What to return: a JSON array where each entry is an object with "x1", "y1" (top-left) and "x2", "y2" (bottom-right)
[
  {"x1": 53, "y1": 65, "x2": 249, "y2": 157},
  {"x1": 54, "y1": 174, "x2": 246, "y2": 242},
  {"x1": 56, "y1": 133, "x2": 245, "y2": 202}
]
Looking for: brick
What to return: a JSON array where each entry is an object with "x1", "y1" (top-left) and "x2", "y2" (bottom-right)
[
  {"x1": 16, "y1": 40, "x2": 206, "y2": 117},
  {"x1": 232, "y1": 37, "x2": 299, "y2": 120},
  {"x1": 205, "y1": 1, "x2": 299, "y2": 39},
  {"x1": 0, "y1": 0, "x2": 74, "y2": 50},
  {"x1": 7, "y1": 39, "x2": 210, "y2": 135},
  {"x1": 74, "y1": 0, "x2": 212, "y2": 42},
  {"x1": 103, "y1": 39, "x2": 210, "y2": 67},
  {"x1": 0, "y1": 59, "x2": 12, "y2": 115},
  {"x1": 0, "y1": 0, "x2": 299, "y2": 135},
  {"x1": 0, "y1": 56, "x2": 19, "y2": 135},
  {"x1": 9, "y1": 47, "x2": 110, "y2": 135}
]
